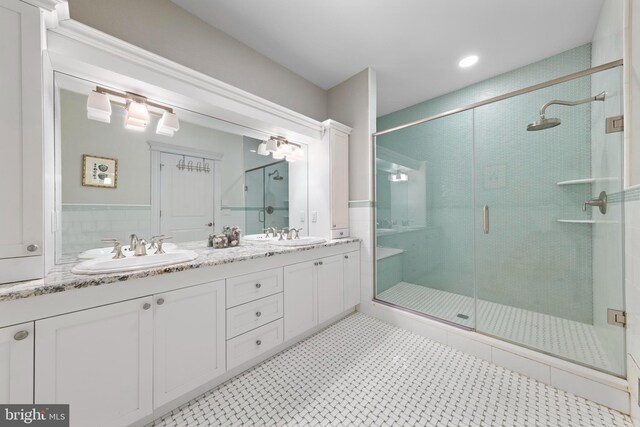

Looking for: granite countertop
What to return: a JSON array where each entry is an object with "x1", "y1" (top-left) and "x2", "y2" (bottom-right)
[{"x1": 0, "y1": 238, "x2": 360, "y2": 302}]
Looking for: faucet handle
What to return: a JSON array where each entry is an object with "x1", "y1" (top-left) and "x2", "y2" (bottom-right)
[
  {"x1": 154, "y1": 236, "x2": 173, "y2": 254},
  {"x1": 101, "y1": 238, "x2": 120, "y2": 254},
  {"x1": 293, "y1": 228, "x2": 303, "y2": 239},
  {"x1": 279, "y1": 227, "x2": 289, "y2": 241},
  {"x1": 150, "y1": 235, "x2": 167, "y2": 249}
]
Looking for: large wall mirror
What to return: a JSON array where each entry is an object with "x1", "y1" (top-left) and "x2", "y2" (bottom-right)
[{"x1": 54, "y1": 73, "x2": 308, "y2": 264}]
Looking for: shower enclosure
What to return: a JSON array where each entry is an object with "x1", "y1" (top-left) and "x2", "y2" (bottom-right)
[
  {"x1": 374, "y1": 62, "x2": 625, "y2": 376},
  {"x1": 244, "y1": 162, "x2": 289, "y2": 235}
]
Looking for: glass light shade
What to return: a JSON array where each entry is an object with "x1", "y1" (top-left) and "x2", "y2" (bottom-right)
[
  {"x1": 291, "y1": 146, "x2": 305, "y2": 161},
  {"x1": 86, "y1": 91, "x2": 112, "y2": 123},
  {"x1": 125, "y1": 101, "x2": 150, "y2": 131},
  {"x1": 388, "y1": 171, "x2": 408, "y2": 182},
  {"x1": 285, "y1": 154, "x2": 296, "y2": 162},
  {"x1": 256, "y1": 142, "x2": 269, "y2": 156},
  {"x1": 271, "y1": 150, "x2": 285, "y2": 160},
  {"x1": 279, "y1": 142, "x2": 293, "y2": 155},
  {"x1": 156, "y1": 111, "x2": 180, "y2": 136},
  {"x1": 265, "y1": 139, "x2": 278, "y2": 153}
]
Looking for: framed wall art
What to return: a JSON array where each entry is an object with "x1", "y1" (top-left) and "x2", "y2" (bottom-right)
[{"x1": 82, "y1": 154, "x2": 118, "y2": 188}]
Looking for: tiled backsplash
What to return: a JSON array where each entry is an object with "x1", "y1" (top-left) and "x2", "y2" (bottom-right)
[{"x1": 61, "y1": 204, "x2": 152, "y2": 257}]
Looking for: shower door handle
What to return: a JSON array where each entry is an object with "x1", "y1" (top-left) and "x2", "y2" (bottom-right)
[
  {"x1": 258, "y1": 210, "x2": 265, "y2": 223},
  {"x1": 483, "y1": 205, "x2": 490, "y2": 234}
]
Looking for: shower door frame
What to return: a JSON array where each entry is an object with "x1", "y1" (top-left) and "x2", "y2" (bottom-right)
[
  {"x1": 244, "y1": 160, "x2": 287, "y2": 234},
  {"x1": 371, "y1": 59, "x2": 625, "y2": 360}
]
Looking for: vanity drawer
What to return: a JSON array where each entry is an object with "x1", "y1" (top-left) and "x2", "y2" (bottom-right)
[
  {"x1": 226, "y1": 267, "x2": 283, "y2": 308},
  {"x1": 226, "y1": 319, "x2": 284, "y2": 370},
  {"x1": 226, "y1": 293, "x2": 283, "y2": 338}
]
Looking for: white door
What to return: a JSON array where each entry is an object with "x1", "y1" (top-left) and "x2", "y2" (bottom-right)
[
  {"x1": 35, "y1": 298, "x2": 153, "y2": 427},
  {"x1": 153, "y1": 281, "x2": 226, "y2": 408},
  {"x1": 0, "y1": 0, "x2": 43, "y2": 283},
  {"x1": 317, "y1": 255, "x2": 345, "y2": 323},
  {"x1": 0, "y1": 322, "x2": 34, "y2": 404},
  {"x1": 160, "y1": 152, "x2": 215, "y2": 242},
  {"x1": 343, "y1": 251, "x2": 361, "y2": 309},
  {"x1": 283, "y1": 261, "x2": 317, "y2": 341}
]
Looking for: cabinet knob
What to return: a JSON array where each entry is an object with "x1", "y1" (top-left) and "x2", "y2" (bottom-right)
[
  {"x1": 27, "y1": 244, "x2": 38, "y2": 252},
  {"x1": 314, "y1": 262, "x2": 318, "y2": 266},
  {"x1": 13, "y1": 330, "x2": 29, "y2": 341},
  {"x1": 157, "y1": 298, "x2": 165, "y2": 305},
  {"x1": 255, "y1": 283, "x2": 262, "y2": 289},
  {"x1": 256, "y1": 340, "x2": 262, "y2": 346},
  {"x1": 319, "y1": 261, "x2": 323, "y2": 265},
  {"x1": 143, "y1": 303, "x2": 151, "y2": 310},
  {"x1": 255, "y1": 311, "x2": 262, "y2": 318},
  {"x1": 345, "y1": 255, "x2": 349, "y2": 259}
]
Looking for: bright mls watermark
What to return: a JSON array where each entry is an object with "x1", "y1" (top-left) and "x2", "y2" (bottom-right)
[{"x1": 0, "y1": 405, "x2": 68, "y2": 426}]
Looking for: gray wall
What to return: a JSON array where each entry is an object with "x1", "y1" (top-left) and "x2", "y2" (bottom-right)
[
  {"x1": 327, "y1": 68, "x2": 376, "y2": 201},
  {"x1": 68, "y1": 0, "x2": 328, "y2": 121}
]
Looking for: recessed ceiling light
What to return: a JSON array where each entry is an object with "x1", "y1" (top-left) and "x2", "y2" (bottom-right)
[{"x1": 459, "y1": 55, "x2": 479, "y2": 68}]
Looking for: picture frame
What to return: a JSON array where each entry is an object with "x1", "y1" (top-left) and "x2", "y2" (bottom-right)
[{"x1": 82, "y1": 154, "x2": 118, "y2": 188}]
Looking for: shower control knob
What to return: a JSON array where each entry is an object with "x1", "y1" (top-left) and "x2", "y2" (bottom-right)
[{"x1": 206, "y1": 222, "x2": 213, "y2": 227}]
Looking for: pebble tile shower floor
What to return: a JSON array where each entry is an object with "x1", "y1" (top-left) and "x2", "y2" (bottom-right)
[{"x1": 149, "y1": 313, "x2": 632, "y2": 427}]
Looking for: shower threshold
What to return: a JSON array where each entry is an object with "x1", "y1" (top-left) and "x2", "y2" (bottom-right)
[{"x1": 377, "y1": 282, "x2": 619, "y2": 375}]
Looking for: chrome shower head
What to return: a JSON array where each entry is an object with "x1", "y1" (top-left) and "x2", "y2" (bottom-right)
[
  {"x1": 268, "y1": 169, "x2": 284, "y2": 181},
  {"x1": 526, "y1": 91, "x2": 605, "y2": 132},
  {"x1": 527, "y1": 117, "x2": 561, "y2": 131}
]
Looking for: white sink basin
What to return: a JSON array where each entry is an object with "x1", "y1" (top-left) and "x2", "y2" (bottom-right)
[
  {"x1": 72, "y1": 250, "x2": 198, "y2": 275},
  {"x1": 243, "y1": 234, "x2": 278, "y2": 244},
  {"x1": 78, "y1": 243, "x2": 177, "y2": 259},
  {"x1": 272, "y1": 237, "x2": 326, "y2": 246}
]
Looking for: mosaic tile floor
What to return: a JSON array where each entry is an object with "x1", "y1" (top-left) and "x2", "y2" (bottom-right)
[
  {"x1": 377, "y1": 282, "x2": 617, "y2": 374},
  {"x1": 149, "y1": 313, "x2": 631, "y2": 427}
]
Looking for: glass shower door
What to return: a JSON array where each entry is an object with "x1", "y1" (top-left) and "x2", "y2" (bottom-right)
[
  {"x1": 473, "y1": 68, "x2": 625, "y2": 375},
  {"x1": 245, "y1": 168, "x2": 265, "y2": 235}
]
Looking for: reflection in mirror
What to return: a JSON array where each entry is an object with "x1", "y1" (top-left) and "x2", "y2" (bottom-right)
[{"x1": 55, "y1": 73, "x2": 307, "y2": 263}]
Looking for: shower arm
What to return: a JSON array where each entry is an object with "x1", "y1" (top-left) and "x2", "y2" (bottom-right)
[{"x1": 539, "y1": 91, "x2": 605, "y2": 118}]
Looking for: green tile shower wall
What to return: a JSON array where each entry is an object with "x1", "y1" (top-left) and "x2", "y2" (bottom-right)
[{"x1": 376, "y1": 44, "x2": 595, "y2": 323}]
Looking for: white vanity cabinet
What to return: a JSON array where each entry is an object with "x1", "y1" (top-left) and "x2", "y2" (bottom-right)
[
  {"x1": 35, "y1": 297, "x2": 154, "y2": 427},
  {"x1": 0, "y1": 322, "x2": 34, "y2": 404},
  {"x1": 0, "y1": 0, "x2": 44, "y2": 283},
  {"x1": 153, "y1": 281, "x2": 226, "y2": 408},
  {"x1": 309, "y1": 120, "x2": 352, "y2": 240},
  {"x1": 343, "y1": 251, "x2": 361, "y2": 309},
  {"x1": 284, "y1": 252, "x2": 355, "y2": 340}
]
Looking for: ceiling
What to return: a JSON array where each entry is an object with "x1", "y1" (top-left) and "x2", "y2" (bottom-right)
[{"x1": 171, "y1": 0, "x2": 605, "y2": 117}]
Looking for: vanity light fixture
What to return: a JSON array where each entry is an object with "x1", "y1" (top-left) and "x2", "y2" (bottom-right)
[
  {"x1": 124, "y1": 100, "x2": 150, "y2": 131},
  {"x1": 256, "y1": 142, "x2": 269, "y2": 156},
  {"x1": 86, "y1": 86, "x2": 179, "y2": 136},
  {"x1": 272, "y1": 150, "x2": 285, "y2": 160},
  {"x1": 265, "y1": 138, "x2": 279, "y2": 153},
  {"x1": 388, "y1": 170, "x2": 408, "y2": 182},
  {"x1": 86, "y1": 90, "x2": 112, "y2": 123},
  {"x1": 157, "y1": 111, "x2": 180, "y2": 136},
  {"x1": 458, "y1": 55, "x2": 479, "y2": 68}
]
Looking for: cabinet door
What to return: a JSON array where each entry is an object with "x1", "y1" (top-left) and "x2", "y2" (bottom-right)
[
  {"x1": 343, "y1": 251, "x2": 361, "y2": 309},
  {"x1": 284, "y1": 261, "x2": 317, "y2": 341},
  {"x1": 330, "y1": 129, "x2": 349, "y2": 230},
  {"x1": 317, "y1": 255, "x2": 345, "y2": 323},
  {"x1": 0, "y1": 0, "x2": 43, "y2": 282},
  {"x1": 0, "y1": 322, "x2": 34, "y2": 404},
  {"x1": 35, "y1": 298, "x2": 153, "y2": 427},
  {"x1": 154, "y1": 281, "x2": 225, "y2": 408}
]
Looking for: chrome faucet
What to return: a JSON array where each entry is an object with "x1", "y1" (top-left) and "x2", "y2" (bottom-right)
[
  {"x1": 279, "y1": 227, "x2": 289, "y2": 241},
  {"x1": 287, "y1": 228, "x2": 303, "y2": 240},
  {"x1": 134, "y1": 239, "x2": 148, "y2": 256},
  {"x1": 583, "y1": 191, "x2": 607, "y2": 214},
  {"x1": 264, "y1": 227, "x2": 277, "y2": 238},
  {"x1": 130, "y1": 234, "x2": 139, "y2": 252},
  {"x1": 102, "y1": 239, "x2": 126, "y2": 259}
]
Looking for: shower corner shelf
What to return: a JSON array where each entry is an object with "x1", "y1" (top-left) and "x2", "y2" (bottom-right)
[
  {"x1": 557, "y1": 219, "x2": 619, "y2": 224},
  {"x1": 556, "y1": 177, "x2": 618, "y2": 186}
]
